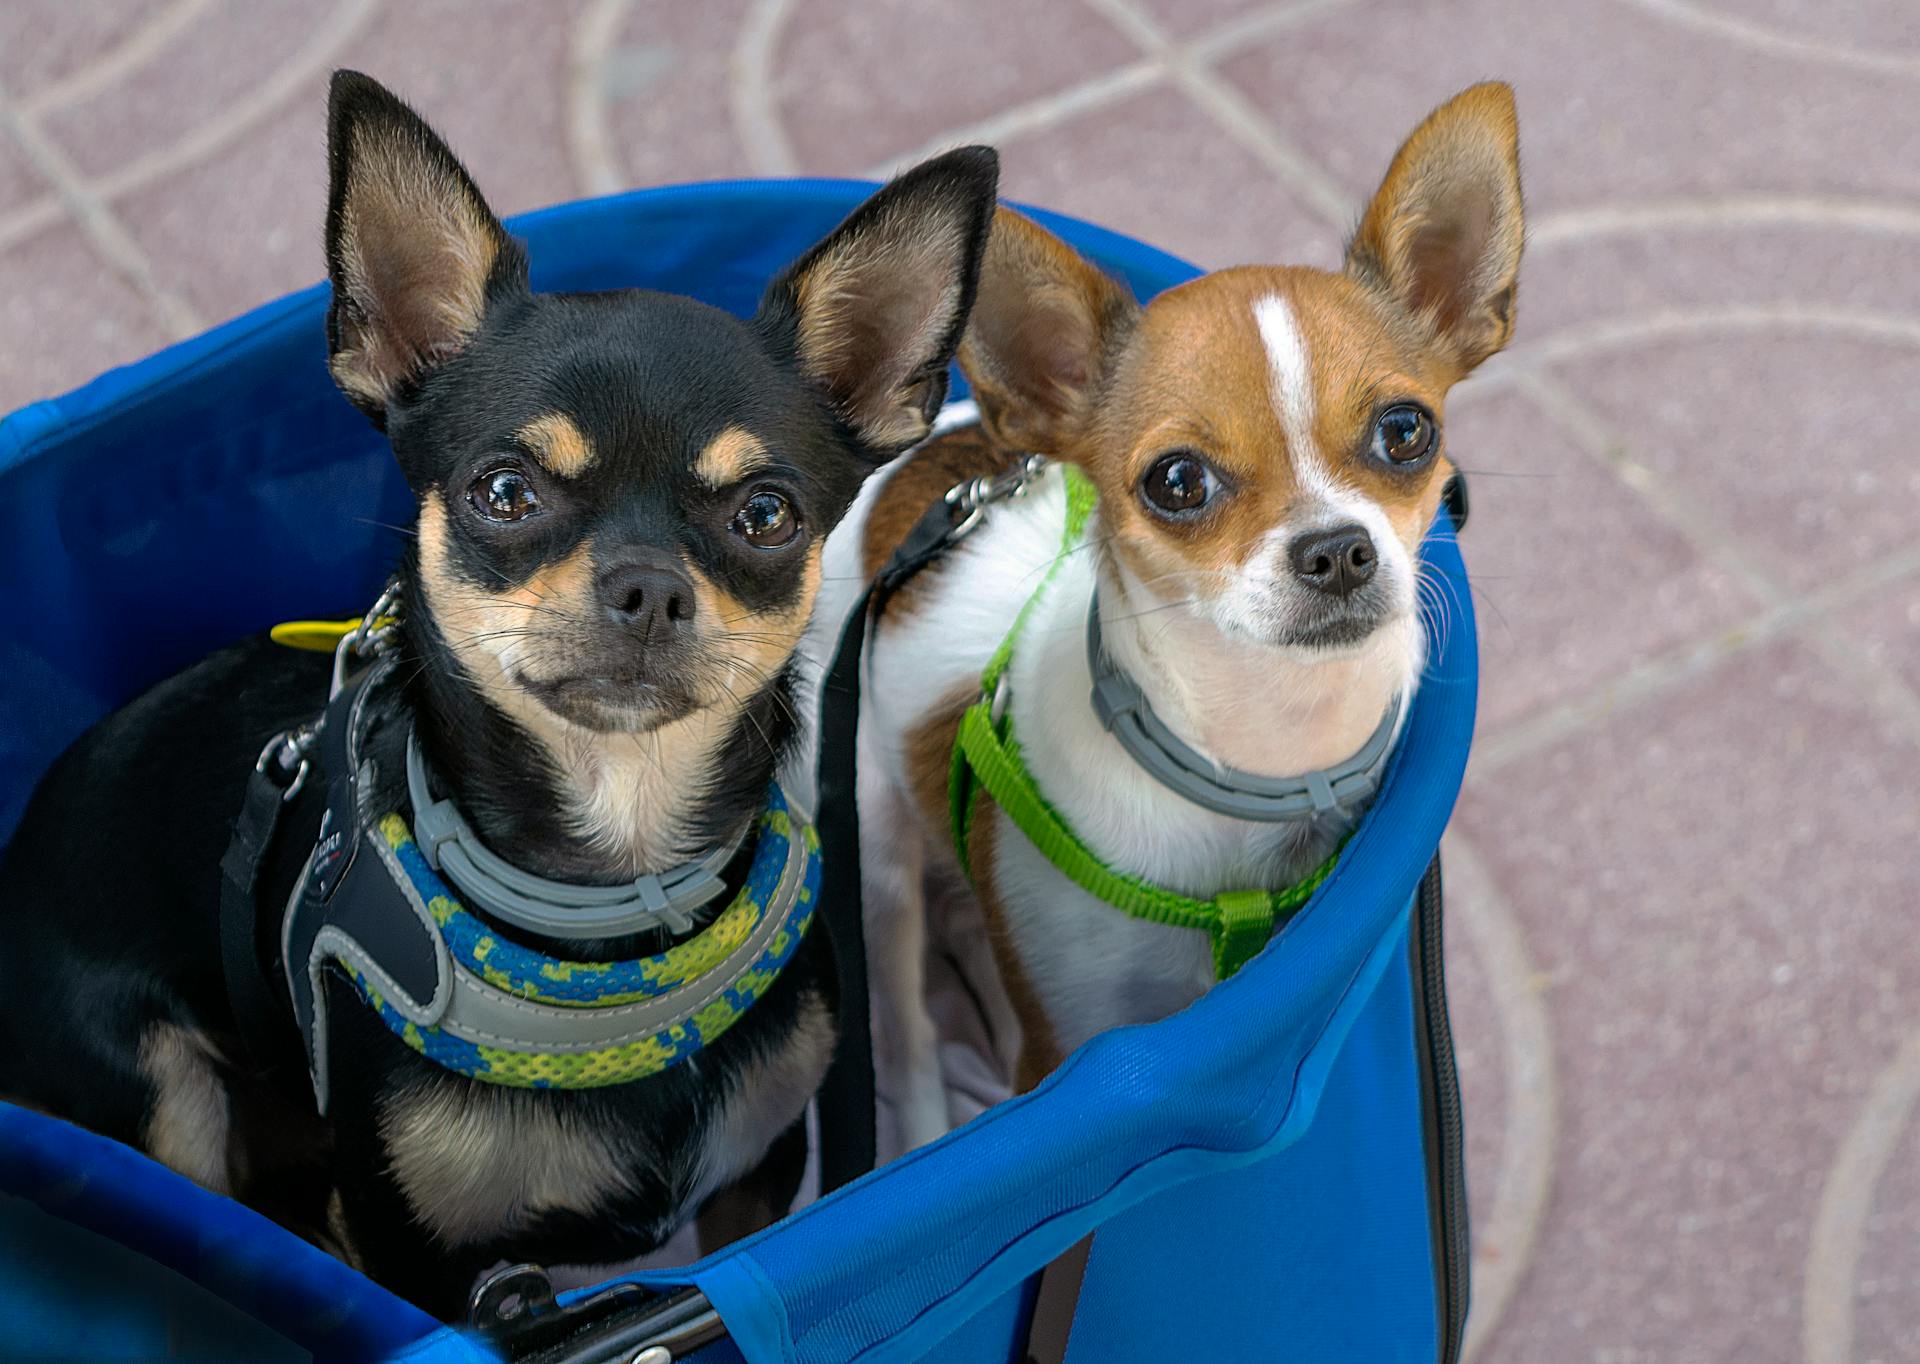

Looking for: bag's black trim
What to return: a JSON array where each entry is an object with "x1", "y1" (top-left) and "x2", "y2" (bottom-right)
[
  {"x1": 1411, "y1": 854, "x2": 1471, "y2": 1363},
  {"x1": 218, "y1": 737, "x2": 311, "y2": 1083},
  {"x1": 469, "y1": 1264, "x2": 726, "y2": 1363}
]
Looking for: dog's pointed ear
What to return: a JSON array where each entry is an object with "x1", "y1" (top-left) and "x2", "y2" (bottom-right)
[
  {"x1": 759, "y1": 147, "x2": 998, "y2": 456},
  {"x1": 1345, "y1": 82, "x2": 1524, "y2": 377},
  {"x1": 957, "y1": 206, "x2": 1139, "y2": 456},
  {"x1": 324, "y1": 70, "x2": 527, "y2": 423}
]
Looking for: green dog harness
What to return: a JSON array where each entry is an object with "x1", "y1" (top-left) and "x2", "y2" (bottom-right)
[{"x1": 947, "y1": 463, "x2": 1346, "y2": 980}]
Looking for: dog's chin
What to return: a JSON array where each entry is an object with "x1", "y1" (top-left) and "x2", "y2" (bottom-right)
[
  {"x1": 1265, "y1": 602, "x2": 1407, "y2": 658},
  {"x1": 520, "y1": 675, "x2": 701, "y2": 733}
]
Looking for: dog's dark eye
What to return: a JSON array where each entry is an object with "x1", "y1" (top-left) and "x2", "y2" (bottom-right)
[
  {"x1": 470, "y1": 468, "x2": 540, "y2": 522},
  {"x1": 731, "y1": 490, "x2": 798, "y2": 548},
  {"x1": 1140, "y1": 451, "x2": 1216, "y2": 517},
  {"x1": 1373, "y1": 405, "x2": 1436, "y2": 465}
]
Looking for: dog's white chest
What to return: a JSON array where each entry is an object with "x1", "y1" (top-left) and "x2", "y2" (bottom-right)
[
  {"x1": 380, "y1": 1080, "x2": 639, "y2": 1250},
  {"x1": 988, "y1": 814, "x2": 1216, "y2": 1053}
]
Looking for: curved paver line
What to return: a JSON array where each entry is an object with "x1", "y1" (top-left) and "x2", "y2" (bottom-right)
[
  {"x1": 1801, "y1": 615, "x2": 1920, "y2": 755},
  {"x1": 1186, "y1": 0, "x2": 1357, "y2": 64},
  {"x1": 1472, "y1": 307, "x2": 1920, "y2": 396},
  {"x1": 19, "y1": 0, "x2": 215, "y2": 119},
  {"x1": 730, "y1": 0, "x2": 800, "y2": 175},
  {"x1": 1087, "y1": 0, "x2": 1359, "y2": 232},
  {"x1": 859, "y1": 0, "x2": 1347, "y2": 183},
  {"x1": 1510, "y1": 350, "x2": 1920, "y2": 773},
  {"x1": 566, "y1": 0, "x2": 633, "y2": 196},
  {"x1": 0, "y1": 0, "x2": 378, "y2": 256},
  {"x1": 1469, "y1": 543, "x2": 1920, "y2": 777},
  {"x1": 1530, "y1": 195, "x2": 1920, "y2": 248},
  {"x1": 1083, "y1": 0, "x2": 1165, "y2": 55},
  {"x1": 0, "y1": 78, "x2": 200, "y2": 338},
  {"x1": 1445, "y1": 832, "x2": 1559, "y2": 1364},
  {"x1": 1511, "y1": 361, "x2": 1779, "y2": 607},
  {"x1": 859, "y1": 61, "x2": 1160, "y2": 182},
  {"x1": 1512, "y1": 330, "x2": 1920, "y2": 756},
  {"x1": 1804, "y1": 1030, "x2": 1920, "y2": 1364},
  {"x1": 90, "y1": 0, "x2": 379, "y2": 202},
  {"x1": 1617, "y1": 0, "x2": 1920, "y2": 79}
]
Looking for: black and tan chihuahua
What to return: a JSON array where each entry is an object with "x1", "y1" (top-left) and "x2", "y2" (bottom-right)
[{"x1": 0, "y1": 71, "x2": 996, "y2": 1316}]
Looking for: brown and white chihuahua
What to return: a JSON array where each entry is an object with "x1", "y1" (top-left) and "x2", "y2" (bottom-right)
[
  {"x1": 842, "y1": 84, "x2": 1522, "y2": 1147},
  {"x1": 0, "y1": 72, "x2": 996, "y2": 1314}
]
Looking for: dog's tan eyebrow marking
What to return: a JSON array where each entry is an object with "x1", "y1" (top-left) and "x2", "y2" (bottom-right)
[
  {"x1": 694, "y1": 426, "x2": 771, "y2": 489},
  {"x1": 518, "y1": 413, "x2": 595, "y2": 478}
]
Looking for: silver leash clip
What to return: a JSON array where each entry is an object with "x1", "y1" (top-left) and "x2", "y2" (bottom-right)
[
  {"x1": 330, "y1": 578, "x2": 402, "y2": 699},
  {"x1": 944, "y1": 453, "x2": 1049, "y2": 541}
]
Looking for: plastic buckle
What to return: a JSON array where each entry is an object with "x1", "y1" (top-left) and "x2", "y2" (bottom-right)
[{"x1": 470, "y1": 1264, "x2": 727, "y2": 1363}]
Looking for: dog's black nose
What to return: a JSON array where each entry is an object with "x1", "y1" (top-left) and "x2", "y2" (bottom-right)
[
  {"x1": 1289, "y1": 524, "x2": 1378, "y2": 597},
  {"x1": 599, "y1": 558, "x2": 696, "y2": 641}
]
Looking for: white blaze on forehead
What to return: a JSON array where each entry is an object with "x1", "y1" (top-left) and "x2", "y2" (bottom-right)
[
  {"x1": 1246, "y1": 290, "x2": 1414, "y2": 620},
  {"x1": 1253, "y1": 292, "x2": 1317, "y2": 460}
]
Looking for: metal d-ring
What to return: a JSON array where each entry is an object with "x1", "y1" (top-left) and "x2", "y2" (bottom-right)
[{"x1": 255, "y1": 728, "x2": 313, "y2": 803}]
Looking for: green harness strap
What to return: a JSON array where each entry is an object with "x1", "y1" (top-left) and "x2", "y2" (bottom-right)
[{"x1": 948, "y1": 465, "x2": 1339, "y2": 980}]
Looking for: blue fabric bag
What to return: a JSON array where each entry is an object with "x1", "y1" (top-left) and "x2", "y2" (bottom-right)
[{"x1": 0, "y1": 180, "x2": 1476, "y2": 1364}]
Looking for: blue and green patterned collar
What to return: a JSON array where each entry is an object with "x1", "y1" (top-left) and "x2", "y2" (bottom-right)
[{"x1": 288, "y1": 746, "x2": 818, "y2": 1101}]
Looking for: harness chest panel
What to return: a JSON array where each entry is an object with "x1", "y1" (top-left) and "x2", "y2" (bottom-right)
[
  {"x1": 275, "y1": 662, "x2": 819, "y2": 1108},
  {"x1": 333, "y1": 800, "x2": 818, "y2": 1090}
]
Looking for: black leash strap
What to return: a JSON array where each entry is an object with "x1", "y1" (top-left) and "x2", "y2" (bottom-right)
[
  {"x1": 218, "y1": 730, "x2": 312, "y2": 1080},
  {"x1": 813, "y1": 492, "x2": 981, "y2": 1193}
]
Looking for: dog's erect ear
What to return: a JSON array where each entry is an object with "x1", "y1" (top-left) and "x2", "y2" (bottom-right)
[
  {"x1": 324, "y1": 70, "x2": 527, "y2": 422},
  {"x1": 957, "y1": 207, "x2": 1139, "y2": 456},
  {"x1": 759, "y1": 147, "x2": 998, "y2": 455},
  {"x1": 1345, "y1": 82, "x2": 1524, "y2": 376}
]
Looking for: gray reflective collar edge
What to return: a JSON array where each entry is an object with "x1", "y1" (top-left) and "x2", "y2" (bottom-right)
[
  {"x1": 1086, "y1": 592, "x2": 1403, "y2": 822},
  {"x1": 405, "y1": 729, "x2": 744, "y2": 939}
]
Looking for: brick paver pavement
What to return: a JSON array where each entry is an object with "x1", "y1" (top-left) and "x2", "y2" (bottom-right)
[{"x1": 2, "y1": 4, "x2": 1916, "y2": 1360}]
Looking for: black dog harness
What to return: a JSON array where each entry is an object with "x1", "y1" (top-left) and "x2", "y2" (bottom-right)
[{"x1": 218, "y1": 598, "x2": 824, "y2": 1119}]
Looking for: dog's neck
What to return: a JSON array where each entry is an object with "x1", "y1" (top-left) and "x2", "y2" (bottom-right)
[
  {"x1": 1091, "y1": 532, "x2": 1416, "y2": 783},
  {"x1": 400, "y1": 577, "x2": 790, "y2": 890}
]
